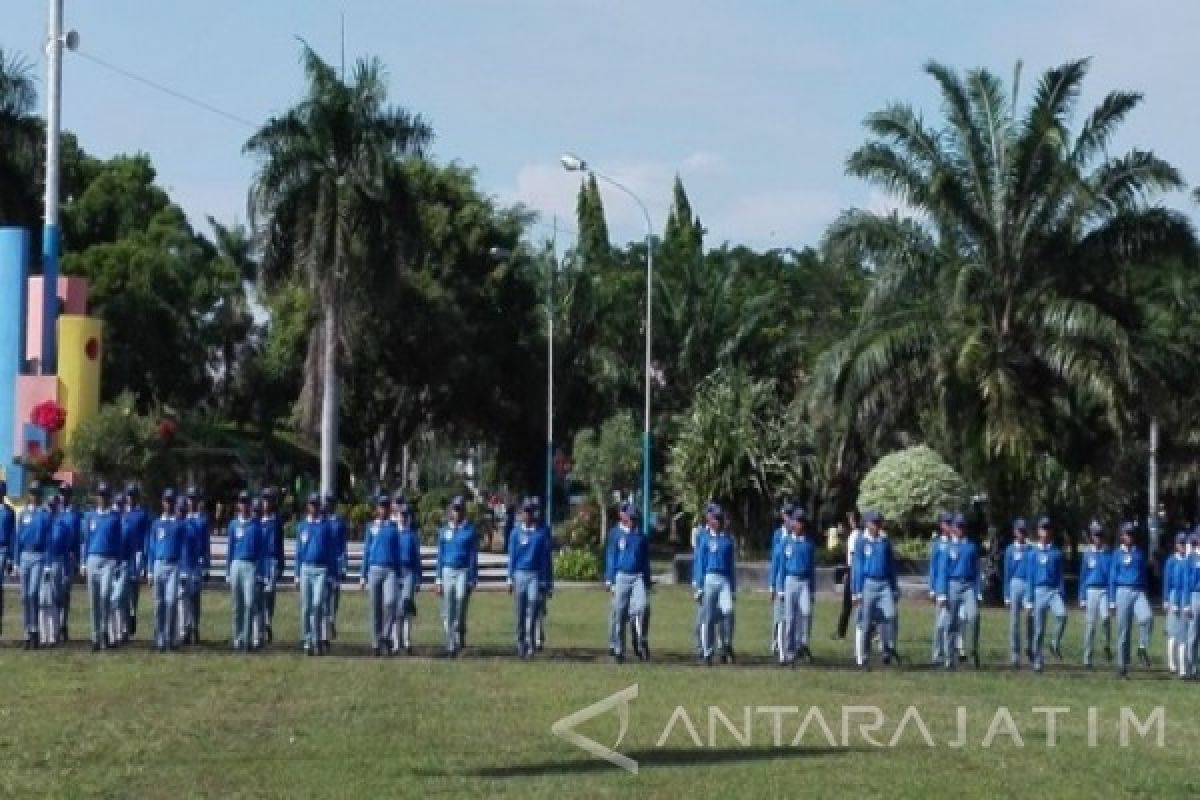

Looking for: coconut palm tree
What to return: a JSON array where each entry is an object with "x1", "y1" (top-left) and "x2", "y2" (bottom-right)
[
  {"x1": 245, "y1": 44, "x2": 431, "y2": 495},
  {"x1": 809, "y1": 59, "x2": 1196, "y2": 521},
  {"x1": 0, "y1": 48, "x2": 40, "y2": 226}
]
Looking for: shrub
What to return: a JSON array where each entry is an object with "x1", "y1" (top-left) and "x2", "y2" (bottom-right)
[
  {"x1": 553, "y1": 499, "x2": 603, "y2": 555},
  {"x1": 857, "y1": 445, "x2": 969, "y2": 537},
  {"x1": 554, "y1": 548, "x2": 602, "y2": 581}
]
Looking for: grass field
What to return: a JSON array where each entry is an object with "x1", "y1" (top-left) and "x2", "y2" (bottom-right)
[{"x1": 2, "y1": 584, "x2": 1196, "y2": 799}]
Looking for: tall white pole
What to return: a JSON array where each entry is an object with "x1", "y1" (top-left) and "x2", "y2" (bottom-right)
[
  {"x1": 41, "y1": 0, "x2": 64, "y2": 374},
  {"x1": 546, "y1": 217, "x2": 556, "y2": 524},
  {"x1": 1149, "y1": 417, "x2": 1159, "y2": 555}
]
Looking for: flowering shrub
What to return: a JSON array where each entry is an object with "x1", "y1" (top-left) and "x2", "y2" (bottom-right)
[{"x1": 31, "y1": 400, "x2": 67, "y2": 433}]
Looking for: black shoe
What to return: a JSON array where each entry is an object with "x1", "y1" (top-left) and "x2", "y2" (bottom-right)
[
  {"x1": 614, "y1": 651, "x2": 625, "y2": 664},
  {"x1": 60, "y1": 627, "x2": 68, "y2": 642},
  {"x1": 129, "y1": 616, "x2": 137, "y2": 636},
  {"x1": 266, "y1": 625, "x2": 273, "y2": 644},
  {"x1": 1138, "y1": 647, "x2": 1150, "y2": 668},
  {"x1": 1119, "y1": 667, "x2": 1130, "y2": 680},
  {"x1": 373, "y1": 646, "x2": 382, "y2": 657},
  {"x1": 22, "y1": 637, "x2": 29, "y2": 651},
  {"x1": 958, "y1": 652, "x2": 967, "y2": 664},
  {"x1": 704, "y1": 654, "x2": 713, "y2": 667},
  {"x1": 31, "y1": 635, "x2": 39, "y2": 650},
  {"x1": 1050, "y1": 641, "x2": 1062, "y2": 661},
  {"x1": 971, "y1": 652, "x2": 981, "y2": 669},
  {"x1": 304, "y1": 644, "x2": 314, "y2": 656},
  {"x1": 801, "y1": 645, "x2": 814, "y2": 664},
  {"x1": 725, "y1": 646, "x2": 736, "y2": 665},
  {"x1": 92, "y1": 641, "x2": 101, "y2": 652},
  {"x1": 639, "y1": 643, "x2": 651, "y2": 662},
  {"x1": 858, "y1": 661, "x2": 871, "y2": 672},
  {"x1": 1104, "y1": 645, "x2": 1113, "y2": 664},
  {"x1": 331, "y1": 622, "x2": 337, "y2": 640},
  {"x1": 156, "y1": 643, "x2": 166, "y2": 653},
  {"x1": 405, "y1": 645, "x2": 413, "y2": 656}
]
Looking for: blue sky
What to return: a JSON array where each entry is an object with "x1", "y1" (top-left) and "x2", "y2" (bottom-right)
[{"x1": 5, "y1": 0, "x2": 1199, "y2": 249}]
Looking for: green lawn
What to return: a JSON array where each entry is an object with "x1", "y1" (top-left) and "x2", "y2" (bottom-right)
[{"x1": 2, "y1": 585, "x2": 1196, "y2": 799}]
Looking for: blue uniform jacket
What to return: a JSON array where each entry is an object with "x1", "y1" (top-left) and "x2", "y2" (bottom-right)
[
  {"x1": 363, "y1": 520, "x2": 401, "y2": 572},
  {"x1": 929, "y1": 535, "x2": 949, "y2": 594},
  {"x1": 1108, "y1": 546, "x2": 1147, "y2": 604},
  {"x1": 935, "y1": 538, "x2": 980, "y2": 598},
  {"x1": 327, "y1": 515, "x2": 348, "y2": 579},
  {"x1": 605, "y1": 525, "x2": 651, "y2": 587},
  {"x1": 227, "y1": 516, "x2": 263, "y2": 563},
  {"x1": 183, "y1": 513, "x2": 211, "y2": 575},
  {"x1": 1164, "y1": 553, "x2": 1189, "y2": 609},
  {"x1": 436, "y1": 522, "x2": 479, "y2": 586},
  {"x1": 397, "y1": 526, "x2": 422, "y2": 583},
  {"x1": 1186, "y1": 553, "x2": 1200, "y2": 596},
  {"x1": 852, "y1": 534, "x2": 897, "y2": 595},
  {"x1": 295, "y1": 517, "x2": 332, "y2": 569},
  {"x1": 47, "y1": 509, "x2": 78, "y2": 564},
  {"x1": 1077, "y1": 548, "x2": 1112, "y2": 604},
  {"x1": 1025, "y1": 544, "x2": 1065, "y2": 604},
  {"x1": 694, "y1": 529, "x2": 737, "y2": 593},
  {"x1": 1003, "y1": 542, "x2": 1031, "y2": 603},
  {"x1": 691, "y1": 526, "x2": 708, "y2": 587},
  {"x1": 508, "y1": 523, "x2": 553, "y2": 590},
  {"x1": 0, "y1": 501, "x2": 15, "y2": 551},
  {"x1": 84, "y1": 508, "x2": 123, "y2": 558},
  {"x1": 767, "y1": 526, "x2": 786, "y2": 592},
  {"x1": 120, "y1": 506, "x2": 151, "y2": 570},
  {"x1": 16, "y1": 504, "x2": 53, "y2": 558},
  {"x1": 774, "y1": 534, "x2": 816, "y2": 589},
  {"x1": 261, "y1": 515, "x2": 285, "y2": 571},
  {"x1": 151, "y1": 515, "x2": 186, "y2": 564}
]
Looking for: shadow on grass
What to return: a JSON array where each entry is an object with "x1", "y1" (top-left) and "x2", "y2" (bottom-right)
[{"x1": 433, "y1": 745, "x2": 862, "y2": 779}]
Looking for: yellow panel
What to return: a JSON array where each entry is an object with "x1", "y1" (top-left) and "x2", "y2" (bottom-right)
[{"x1": 56, "y1": 315, "x2": 103, "y2": 453}]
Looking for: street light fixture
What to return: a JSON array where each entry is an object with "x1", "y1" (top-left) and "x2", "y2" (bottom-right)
[{"x1": 560, "y1": 152, "x2": 656, "y2": 533}]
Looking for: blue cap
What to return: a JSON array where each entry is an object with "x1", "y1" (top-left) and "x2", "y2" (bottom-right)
[
  {"x1": 175, "y1": 497, "x2": 188, "y2": 515},
  {"x1": 322, "y1": 495, "x2": 336, "y2": 511},
  {"x1": 937, "y1": 511, "x2": 952, "y2": 525},
  {"x1": 162, "y1": 488, "x2": 176, "y2": 502},
  {"x1": 125, "y1": 483, "x2": 140, "y2": 497},
  {"x1": 393, "y1": 493, "x2": 408, "y2": 507},
  {"x1": 789, "y1": 507, "x2": 808, "y2": 523},
  {"x1": 236, "y1": 490, "x2": 250, "y2": 503},
  {"x1": 863, "y1": 510, "x2": 882, "y2": 525},
  {"x1": 951, "y1": 512, "x2": 966, "y2": 527},
  {"x1": 95, "y1": 482, "x2": 110, "y2": 497},
  {"x1": 186, "y1": 486, "x2": 200, "y2": 499},
  {"x1": 780, "y1": 501, "x2": 795, "y2": 516},
  {"x1": 1175, "y1": 532, "x2": 1188, "y2": 546},
  {"x1": 28, "y1": 481, "x2": 43, "y2": 497},
  {"x1": 619, "y1": 502, "x2": 639, "y2": 519},
  {"x1": 60, "y1": 483, "x2": 73, "y2": 497},
  {"x1": 395, "y1": 502, "x2": 411, "y2": 516},
  {"x1": 1012, "y1": 518, "x2": 1027, "y2": 531},
  {"x1": 449, "y1": 495, "x2": 466, "y2": 511},
  {"x1": 522, "y1": 497, "x2": 539, "y2": 513},
  {"x1": 1037, "y1": 516, "x2": 1052, "y2": 529},
  {"x1": 1120, "y1": 521, "x2": 1136, "y2": 535},
  {"x1": 1088, "y1": 520, "x2": 1103, "y2": 535},
  {"x1": 375, "y1": 493, "x2": 391, "y2": 506},
  {"x1": 1191, "y1": 533, "x2": 1200, "y2": 546},
  {"x1": 305, "y1": 493, "x2": 320, "y2": 506},
  {"x1": 705, "y1": 502, "x2": 723, "y2": 518}
]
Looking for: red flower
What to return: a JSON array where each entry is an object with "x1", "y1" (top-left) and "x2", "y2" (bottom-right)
[
  {"x1": 30, "y1": 401, "x2": 67, "y2": 433},
  {"x1": 157, "y1": 419, "x2": 177, "y2": 443}
]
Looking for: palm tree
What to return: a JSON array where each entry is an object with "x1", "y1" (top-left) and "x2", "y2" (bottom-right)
[
  {"x1": 245, "y1": 44, "x2": 431, "y2": 496},
  {"x1": 0, "y1": 48, "x2": 40, "y2": 226},
  {"x1": 809, "y1": 59, "x2": 1196, "y2": 521},
  {"x1": 206, "y1": 217, "x2": 258, "y2": 413}
]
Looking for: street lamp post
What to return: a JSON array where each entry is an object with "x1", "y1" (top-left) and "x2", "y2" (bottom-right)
[
  {"x1": 560, "y1": 153, "x2": 655, "y2": 532},
  {"x1": 42, "y1": 0, "x2": 65, "y2": 374}
]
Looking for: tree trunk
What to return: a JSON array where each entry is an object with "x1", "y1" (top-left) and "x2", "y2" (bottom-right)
[{"x1": 319, "y1": 296, "x2": 339, "y2": 498}]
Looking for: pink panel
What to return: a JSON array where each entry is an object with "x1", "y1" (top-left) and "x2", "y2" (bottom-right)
[
  {"x1": 13, "y1": 375, "x2": 60, "y2": 456},
  {"x1": 24, "y1": 277, "x2": 88, "y2": 363}
]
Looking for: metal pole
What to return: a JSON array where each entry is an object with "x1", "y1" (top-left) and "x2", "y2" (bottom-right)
[
  {"x1": 1149, "y1": 417, "x2": 1159, "y2": 555},
  {"x1": 41, "y1": 0, "x2": 64, "y2": 374},
  {"x1": 642, "y1": 233, "x2": 652, "y2": 533},
  {"x1": 546, "y1": 218, "x2": 556, "y2": 525}
]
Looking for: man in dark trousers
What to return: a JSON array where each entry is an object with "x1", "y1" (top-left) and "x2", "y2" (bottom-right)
[{"x1": 834, "y1": 512, "x2": 861, "y2": 640}]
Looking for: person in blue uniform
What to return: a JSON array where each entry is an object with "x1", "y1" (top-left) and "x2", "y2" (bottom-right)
[
  {"x1": 361, "y1": 494, "x2": 400, "y2": 656},
  {"x1": 1109, "y1": 521, "x2": 1153, "y2": 678},
  {"x1": 776, "y1": 506, "x2": 816, "y2": 665},
  {"x1": 853, "y1": 510, "x2": 899, "y2": 669},
  {"x1": 150, "y1": 493, "x2": 187, "y2": 651},
  {"x1": 259, "y1": 489, "x2": 285, "y2": 645},
  {"x1": 695, "y1": 503, "x2": 737, "y2": 666},
  {"x1": 691, "y1": 509, "x2": 711, "y2": 657},
  {"x1": 1003, "y1": 519, "x2": 1034, "y2": 668},
  {"x1": 768, "y1": 501, "x2": 793, "y2": 656},
  {"x1": 508, "y1": 497, "x2": 554, "y2": 659},
  {"x1": 294, "y1": 494, "x2": 332, "y2": 655},
  {"x1": 1025, "y1": 516, "x2": 1067, "y2": 673},
  {"x1": 435, "y1": 496, "x2": 478, "y2": 657},
  {"x1": 934, "y1": 516, "x2": 982, "y2": 669},
  {"x1": 54, "y1": 485, "x2": 82, "y2": 642},
  {"x1": 1164, "y1": 532, "x2": 1190, "y2": 678},
  {"x1": 605, "y1": 503, "x2": 652, "y2": 663},
  {"x1": 928, "y1": 512, "x2": 952, "y2": 664},
  {"x1": 15, "y1": 482, "x2": 51, "y2": 649},
  {"x1": 182, "y1": 488, "x2": 211, "y2": 645},
  {"x1": 322, "y1": 496, "x2": 349, "y2": 644},
  {"x1": 1078, "y1": 521, "x2": 1113, "y2": 669},
  {"x1": 1184, "y1": 532, "x2": 1200, "y2": 679},
  {"x1": 83, "y1": 483, "x2": 122, "y2": 650},
  {"x1": 0, "y1": 480, "x2": 13, "y2": 637},
  {"x1": 391, "y1": 496, "x2": 422, "y2": 655},
  {"x1": 118, "y1": 484, "x2": 151, "y2": 642},
  {"x1": 227, "y1": 491, "x2": 263, "y2": 651},
  {"x1": 43, "y1": 491, "x2": 79, "y2": 646}
]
